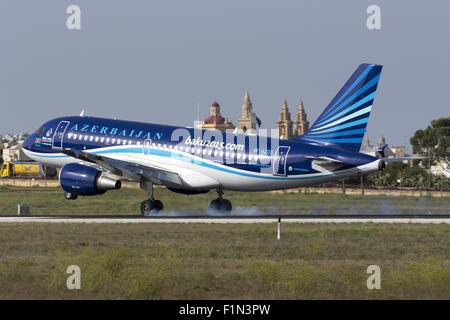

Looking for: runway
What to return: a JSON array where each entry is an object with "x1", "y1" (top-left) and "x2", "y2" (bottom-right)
[{"x1": 0, "y1": 215, "x2": 449, "y2": 224}]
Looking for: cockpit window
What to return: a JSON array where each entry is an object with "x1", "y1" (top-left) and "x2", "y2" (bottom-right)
[{"x1": 35, "y1": 126, "x2": 45, "y2": 135}]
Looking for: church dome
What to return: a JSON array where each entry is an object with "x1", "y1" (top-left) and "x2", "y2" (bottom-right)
[
  {"x1": 204, "y1": 101, "x2": 226, "y2": 124},
  {"x1": 204, "y1": 115, "x2": 225, "y2": 124}
]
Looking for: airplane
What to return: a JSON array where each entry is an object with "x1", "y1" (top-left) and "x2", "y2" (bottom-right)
[{"x1": 22, "y1": 63, "x2": 420, "y2": 214}]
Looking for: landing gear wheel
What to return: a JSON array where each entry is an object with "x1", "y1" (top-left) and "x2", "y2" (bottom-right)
[
  {"x1": 140, "y1": 199, "x2": 164, "y2": 215},
  {"x1": 141, "y1": 200, "x2": 152, "y2": 215},
  {"x1": 209, "y1": 199, "x2": 221, "y2": 211},
  {"x1": 64, "y1": 192, "x2": 78, "y2": 200},
  {"x1": 209, "y1": 199, "x2": 232, "y2": 212},
  {"x1": 153, "y1": 200, "x2": 164, "y2": 211},
  {"x1": 209, "y1": 188, "x2": 232, "y2": 212},
  {"x1": 222, "y1": 199, "x2": 232, "y2": 211}
]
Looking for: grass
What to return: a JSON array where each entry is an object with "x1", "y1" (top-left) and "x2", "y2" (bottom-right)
[
  {"x1": 0, "y1": 186, "x2": 449, "y2": 215},
  {"x1": 0, "y1": 223, "x2": 449, "y2": 299},
  {"x1": 0, "y1": 187, "x2": 448, "y2": 299}
]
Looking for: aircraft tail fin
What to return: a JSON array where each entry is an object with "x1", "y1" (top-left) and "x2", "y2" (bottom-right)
[{"x1": 298, "y1": 63, "x2": 383, "y2": 152}]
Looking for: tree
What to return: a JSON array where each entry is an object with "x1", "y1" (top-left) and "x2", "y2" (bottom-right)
[{"x1": 410, "y1": 117, "x2": 449, "y2": 165}]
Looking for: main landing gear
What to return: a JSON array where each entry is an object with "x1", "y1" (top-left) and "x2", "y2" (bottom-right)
[
  {"x1": 140, "y1": 199, "x2": 163, "y2": 214},
  {"x1": 139, "y1": 179, "x2": 164, "y2": 215},
  {"x1": 209, "y1": 188, "x2": 232, "y2": 212},
  {"x1": 139, "y1": 179, "x2": 232, "y2": 214}
]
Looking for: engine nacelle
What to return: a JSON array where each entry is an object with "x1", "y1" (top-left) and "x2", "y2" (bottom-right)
[{"x1": 60, "y1": 163, "x2": 121, "y2": 196}]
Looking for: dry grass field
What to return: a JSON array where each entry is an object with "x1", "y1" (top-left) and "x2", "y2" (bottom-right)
[
  {"x1": 0, "y1": 186, "x2": 448, "y2": 299},
  {"x1": 0, "y1": 223, "x2": 449, "y2": 299}
]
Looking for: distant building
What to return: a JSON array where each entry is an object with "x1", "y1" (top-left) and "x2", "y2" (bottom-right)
[
  {"x1": 193, "y1": 91, "x2": 312, "y2": 140},
  {"x1": 277, "y1": 99, "x2": 294, "y2": 139},
  {"x1": 431, "y1": 162, "x2": 450, "y2": 178},
  {"x1": 360, "y1": 134, "x2": 408, "y2": 159},
  {"x1": 2, "y1": 143, "x2": 32, "y2": 162},
  {"x1": 1, "y1": 133, "x2": 57, "y2": 177},
  {"x1": 238, "y1": 90, "x2": 258, "y2": 134},
  {"x1": 293, "y1": 99, "x2": 309, "y2": 137},
  {"x1": 197, "y1": 90, "x2": 262, "y2": 134},
  {"x1": 197, "y1": 101, "x2": 235, "y2": 132},
  {"x1": 277, "y1": 99, "x2": 309, "y2": 139},
  {"x1": 362, "y1": 135, "x2": 371, "y2": 149},
  {"x1": 389, "y1": 146, "x2": 406, "y2": 158},
  {"x1": 1, "y1": 133, "x2": 31, "y2": 162}
]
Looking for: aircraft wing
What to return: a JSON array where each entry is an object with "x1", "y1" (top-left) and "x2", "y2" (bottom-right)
[{"x1": 62, "y1": 148, "x2": 185, "y2": 187}]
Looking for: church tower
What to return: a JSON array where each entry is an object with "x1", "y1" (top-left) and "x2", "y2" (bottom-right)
[
  {"x1": 277, "y1": 99, "x2": 294, "y2": 139},
  {"x1": 362, "y1": 135, "x2": 371, "y2": 149},
  {"x1": 293, "y1": 99, "x2": 309, "y2": 137},
  {"x1": 198, "y1": 101, "x2": 235, "y2": 132},
  {"x1": 238, "y1": 89, "x2": 257, "y2": 134}
]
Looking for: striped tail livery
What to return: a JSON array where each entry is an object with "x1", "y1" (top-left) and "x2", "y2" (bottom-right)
[{"x1": 298, "y1": 63, "x2": 382, "y2": 152}]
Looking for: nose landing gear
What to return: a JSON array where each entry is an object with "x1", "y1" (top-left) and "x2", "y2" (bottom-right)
[
  {"x1": 64, "y1": 192, "x2": 78, "y2": 200},
  {"x1": 209, "y1": 188, "x2": 232, "y2": 212}
]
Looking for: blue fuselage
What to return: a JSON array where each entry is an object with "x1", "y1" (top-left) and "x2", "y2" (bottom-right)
[{"x1": 23, "y1": 116, "x2": 380, "y2": 191}]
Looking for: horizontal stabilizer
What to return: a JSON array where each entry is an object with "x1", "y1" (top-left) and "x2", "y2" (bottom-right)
[
  {"x1": 382, "y1": 157, "x2": 424, "y2": 163},
  {"x1": 306, "y1": 156, "x2": 354, "y2": 172},
  {"x1": 361, "y1": 144, "x2": 389, "y2": 157}
]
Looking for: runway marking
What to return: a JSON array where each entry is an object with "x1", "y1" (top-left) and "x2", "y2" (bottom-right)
[{"x1": 0, "y1": 216, "x2": 449, "y2": 224}]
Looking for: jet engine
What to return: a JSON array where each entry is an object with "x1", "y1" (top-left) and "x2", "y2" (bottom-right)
[{"x1": 59, "y1": 163, "x2": 121, "y2": 196}]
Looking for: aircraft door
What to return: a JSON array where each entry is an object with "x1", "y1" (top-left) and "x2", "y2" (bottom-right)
[
  {"x1": 143, "y1": 139, "x2": 152, "y2": 155},
  {"x1": 272, "y1": 146, "x2": 290, "y2": 176},
  {"x1": 52, "y1": 121, "x2": 70, "y2": 150}
]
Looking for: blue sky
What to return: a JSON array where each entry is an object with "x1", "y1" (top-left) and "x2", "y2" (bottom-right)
[{"x1": 1, "y1": 1, "x2": 449, "y2": 150}]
